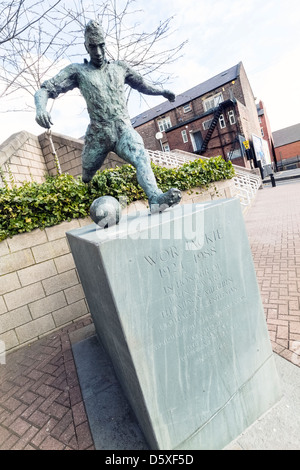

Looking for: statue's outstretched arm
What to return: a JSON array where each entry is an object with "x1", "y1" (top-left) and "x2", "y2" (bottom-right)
[
  {"x1": 34, "y1": 64, "x2": 79, "y2": 129},
  {"x1": 125, "y1": 64, "x2": 175, "y2": 102},
  {"x1": 35, "y1": 88, "x2": 53, "y2": 129}
]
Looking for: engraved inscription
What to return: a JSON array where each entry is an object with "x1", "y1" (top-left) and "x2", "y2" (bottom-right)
[
  {"x1": 185, "y1": 227, "x2": 223, "y2": 252},
  {"x1": 144, "y1": 228, "x2": 223, "y2": 269},
  {"x1": 139, "y1": 226, "x2": 246, "y2": 363},
  {"x1": 143, "y1": 245, "x2": 180, "y2": 266}
]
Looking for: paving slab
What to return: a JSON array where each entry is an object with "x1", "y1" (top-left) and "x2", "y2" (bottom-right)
[
  {"x1": 72, "y1": 330, "x2": 300, "y2": 450},
  {"x1": 225, "y1": 353, "x2": 300, "y2": 450},
  {"x1": 72, "y1": 331, "x2": 148, "y2": 450}
]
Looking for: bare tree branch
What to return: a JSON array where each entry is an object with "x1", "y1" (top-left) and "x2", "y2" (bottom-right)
[
  {"x1": 0, "y1": 0, "x2": 187, "y2": 114},
  {"x1": 0, "y1": 0, "x2": 62, "y2": 45}
]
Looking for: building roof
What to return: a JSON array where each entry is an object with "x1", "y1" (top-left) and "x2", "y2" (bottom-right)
[
  {"x1": 131, "y1": 62, "x2": 242, "y2": 128},
  {"x1": 272, "y1": 123, "x2": 300, "y2": 148}
]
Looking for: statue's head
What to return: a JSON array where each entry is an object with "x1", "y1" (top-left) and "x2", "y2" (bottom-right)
[{"x1": 84, "y1": 20, "x2": 106, "y2": 68}]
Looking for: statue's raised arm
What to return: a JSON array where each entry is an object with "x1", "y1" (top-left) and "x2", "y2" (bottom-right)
[{"x1": 124, "y1": 64, "x2": 176, "y2": 103}]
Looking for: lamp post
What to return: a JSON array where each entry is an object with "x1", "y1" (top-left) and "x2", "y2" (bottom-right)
[{"x1": 155, "y1": 132, "x2": 164, "y2": 151}]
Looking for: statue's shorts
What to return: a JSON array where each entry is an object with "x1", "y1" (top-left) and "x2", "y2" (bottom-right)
[{"x1": 81, "y1": 120, "x2": 148, "y2": 183}]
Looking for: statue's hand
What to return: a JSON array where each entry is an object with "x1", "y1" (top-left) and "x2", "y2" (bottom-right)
[
  {"x1": 162, "y1": 89, "x2": 176, "y2": 102},
  {"x1": 35, "y1": 110, "x2": 53, "y2": 129}
]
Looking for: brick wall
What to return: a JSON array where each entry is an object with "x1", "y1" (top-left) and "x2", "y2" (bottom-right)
[
  {"x1": 39, "y1": 131, "x2": 131, "y2": 176},
  {"x1": 134, "y1": 120, "x2": 162, "y2": 151},
  {"x1": 258, "y1": 101, "x2": 275, "y2": 162},
  {"x1": 0, "y1": 130, "x2": 129, "y2": 188},
  {"x1": 0, "y1": 131, "x2": 48, "y2": 188},
  {"x1": 38, "y1": 132, "x2": 125, "y2": 175},
  {"x1": 275, "y1": 141, "x2": 300, "y2": 162},
  {"x1": 0, "y1": 179, "x2": 236, "y2": 353},
  {"x1": 237, "y1": 64, "x2": 262, "y2": 140},
  {"x1": 0, "y1": 218, "x2": 91, "y2": 353},
  {"x1": 38, "y1": 131, "x2": 128, "y2": 176},
  {"x1": 38, "y1": 132, "x2": 84, "y2": 177},
  {"x1": 167, "y1": 126, "x2": 194, "y2": 154}
]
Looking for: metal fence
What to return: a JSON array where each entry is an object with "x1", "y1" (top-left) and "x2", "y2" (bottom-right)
[{"x1": 277, "y1": 155, "x2": 300, "y2": 171}]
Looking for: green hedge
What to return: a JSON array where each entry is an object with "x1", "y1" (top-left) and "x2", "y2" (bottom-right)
[{"x1": 0, "y1": 156, "x2": 234, "y2": 241}]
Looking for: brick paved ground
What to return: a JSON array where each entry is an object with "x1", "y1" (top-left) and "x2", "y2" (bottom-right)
[
  {"x1": 244, "y1": 181, "x2": 300, "y2": 367},
  {"x1": 0, "y1": 317, "x2": 95, "y2": 450},
  {"x1": 0, "y1": 181, "x2": 299, "y2": 450}
]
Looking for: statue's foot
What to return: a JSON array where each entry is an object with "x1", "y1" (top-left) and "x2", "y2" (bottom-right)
[{"x1": 150, "y1": 188, "x2": 182, "y2": 214}]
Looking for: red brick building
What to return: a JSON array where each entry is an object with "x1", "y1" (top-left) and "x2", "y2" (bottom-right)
[
  {"x1": 132, "y1": 62, "x2": 263, "y2": 169},
  {"x1": 272, "y1": 123, "x2": 300, "y2": 170}
]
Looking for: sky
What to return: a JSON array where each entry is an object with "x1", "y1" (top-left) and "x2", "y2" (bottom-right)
[{"x1": 1, "y1": 0, "x2": 300, "y2": 143}]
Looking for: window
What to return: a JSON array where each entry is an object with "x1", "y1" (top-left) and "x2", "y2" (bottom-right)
[
  {"x1": 228, "y1": 110, "x2": 236, "y2": 125},
  {"x1": 227, "y1": 134, "x2": 247, "y2": 160},
  {"x1": 202, "y1": 118, "x2": 213, "y2": 130},
  {"x1": 183, "y1": 104, "x2": 192, "y2": 113},
  {"x1": 157, "y1": 116, "x2": 172, "y2": 132},
  {"x1": 163, "y1": 142, "x2": 170, "y2": 152},
  {"x1": 203, "y1": 93, "x2": 224, "y2": 112},
  {"x1": 261, "y1": 127, "x2": 264, "y2": 137},
  {"x1": 219, "y1": 114, "x2": 226, "y2": 129},
  {"x1": 227, "y1": 149, "x2": 242, "y2": 160},
  {"x1": 258, "y1": 116, "x2": 262, "y2": 123},
  {"x1": 181, "y1": 130, "x2": 188, "y2": 143}
]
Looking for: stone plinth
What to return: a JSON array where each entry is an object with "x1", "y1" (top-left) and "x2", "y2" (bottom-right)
[{"x1": 67, "y1": 199, "x2": 281, "y2": 450}]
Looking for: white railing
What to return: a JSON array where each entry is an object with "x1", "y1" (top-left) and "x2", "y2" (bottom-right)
[
  {"x1": 146, "y1": 149, "x2": 261, "y2": 207},
  {"x1": 147, "y1": 149, "x2": 196, "y2": 168},
  {"x1": 233, "y1": 170, "x2": 261, "y2": 206}
]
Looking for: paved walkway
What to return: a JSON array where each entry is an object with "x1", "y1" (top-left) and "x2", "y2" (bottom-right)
[
  {"x1": 0, "y1": 181, "x2": 299, "y2": 450},
  {"x1": 0, "y1": 318, "x2": 95, "y2": 450},
  {"x1": 244, "y1": 180, "x2": 300, "y2": 366},
  {"x1": 263, "y1": 167, "x2": 300, "y2": 184}
]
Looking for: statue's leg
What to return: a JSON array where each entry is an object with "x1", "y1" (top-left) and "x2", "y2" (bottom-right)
[
  {"x1": 81, "y1": 124, "x2": 112, "y2": 183},
  {"x1": 115, "y1": 126, "x2": 181, "y2": 212}
]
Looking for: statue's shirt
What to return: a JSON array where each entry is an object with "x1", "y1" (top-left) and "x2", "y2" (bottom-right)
[{"x1": 41, "y1": 60, "x2": 135, "y2": 125}]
